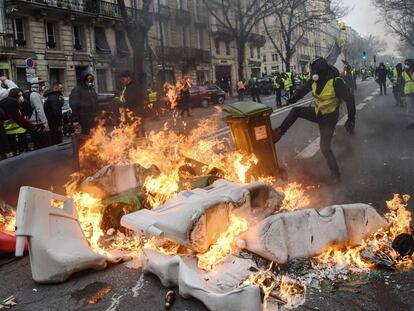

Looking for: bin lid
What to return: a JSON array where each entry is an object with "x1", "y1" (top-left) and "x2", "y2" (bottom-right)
[{"x1": 222, "y1": 101, "x2": 273, "y2": 118}]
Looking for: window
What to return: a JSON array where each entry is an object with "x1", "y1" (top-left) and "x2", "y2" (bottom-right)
[
  {"x1": 272, "y1": 53, "x2": 278, "y2": 62},
  {"x1": 94, "y1": 27, "x2": 111, "y2": 54},
  {"x1": 13, "y1": 18, "x2": 26, "y2": 47},
  {"x1": 177, "y1": 0, "x2": 188, "y2": 10},
  {"x1": 181, "y1": 26, "x2": 187, "y2": 47},
  {"x1": 115, "y1": 30, "x2": 129, "y2": 56},
  {"x1": 49, "y1": 68, "x2": 64, "y2": 85},
  {"x1": 73, "y1": 26, "x2": 83, "y2": 50},
  {"x1": 214, "y1": 39, "x2": 220, "y2": 55},
  {"x1": 250, "y1": 45, "x2": 254, "y2": 58},
  {"x1": 96, "y1": 69, "x2": 108, "y2": 92},
  {"x1": 225, "y1": 41, "x2": 230, "y2": 55},
  {"x1": 197, "y1": 29, "x2": 203, "y2": 49},
  {"x1": 257, "y1": 47, "x2": 260, "y2": 59},
  {"x1": 16, "y1": 67, "x2": 29, "y2": 90},
  {"x1": 263, "y1": 53, "x2": 266, "y2": 62},
  {"x1": 45, "y1": 22, "x2": 56, "y2": 48}
]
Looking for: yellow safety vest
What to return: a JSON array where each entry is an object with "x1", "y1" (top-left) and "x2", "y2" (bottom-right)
[
  {"x1": 273, "y1": 77, "x2": 280, "y2": 89},
  {"x1": 118, "y1": 86, "x2": 127, "y2": 115},
  {"x1": 284, "y1": 72, "x2": 293, "y2": 90},
  {"x1": 148, "y1": 91, "x2": 157, "y2": 103},
  {"x1": 312, "y1": 78, "x2": 339, "y2": 115},
  {"x1": 403, "y1": 71, "x2": 414, "y2": 95},
  {"x1": 3, "y1": 120, "x2": 26, "y2": 135}
]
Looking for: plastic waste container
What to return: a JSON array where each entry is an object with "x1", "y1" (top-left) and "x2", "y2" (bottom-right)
[{"x1": 223, "y1": 101, "x2": 286, "y2": 179}]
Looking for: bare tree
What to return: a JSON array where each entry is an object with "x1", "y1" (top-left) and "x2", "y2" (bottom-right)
[
  {"x1": 373, "y1": 0, "x2": 414, "y2": 48},
  {"x1": 201, "y1": 0, "x2": 273, "y2": 80},
  {"x1": 343, "y1": 35, "x2": 387, "y2": 67},
  {"x1": 264, "y1": 0, "x2": 347, "y2": 71},
  {"x1": 117, "y1": 0, "x2": 153, "y2": 90}
]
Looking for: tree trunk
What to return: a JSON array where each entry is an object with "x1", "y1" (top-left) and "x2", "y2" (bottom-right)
[{"x1": 237, "y1": 40, "x2": 246, "y2": 80}]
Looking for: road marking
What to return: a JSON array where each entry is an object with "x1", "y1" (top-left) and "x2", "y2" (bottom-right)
[
  {"x1": 212, "y1": 98, "x2": 313, "y2": 138},
  {"x1": 296, "y1": 137, "x2": 320, "y2": 159},
  {"x1": 337, "y1": 115, "x2": 348, "y2": 126},
  {"x1": 364, "y1": 96, "x2": 373, "y2": 101},
  {"x1": 356, "y1": 102, "x2": 367, "y2": 110}
]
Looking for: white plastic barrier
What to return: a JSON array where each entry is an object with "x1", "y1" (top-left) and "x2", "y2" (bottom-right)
[
  {"x1": 121, "y1": 179, "x2": 283, "y2": 252},
  {"x1": 239, "y1": 204, "x2": 388, "y2": 264},
  {"x1": 15, "y1": 186, "x2": 107, "y2": 283}
]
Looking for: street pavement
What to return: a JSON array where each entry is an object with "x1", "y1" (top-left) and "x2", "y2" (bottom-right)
[{"x1": 1, "y1": 79, "x2": 414, "y2": 310}]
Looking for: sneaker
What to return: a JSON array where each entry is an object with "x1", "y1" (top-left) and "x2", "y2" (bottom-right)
[{"x1": 272, "y1": 127, "x2": 284, "y2": 143}]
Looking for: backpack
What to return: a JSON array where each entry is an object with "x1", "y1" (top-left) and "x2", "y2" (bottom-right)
[{"x1": 20, "y1": 90, "x2": 34, "y2": 117}]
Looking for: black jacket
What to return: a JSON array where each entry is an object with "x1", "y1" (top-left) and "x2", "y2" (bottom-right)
[
  {"x1": 123, "y1": 80, "x2": 146, "y2": 116},
  {"x1": 44, "y1": 90, "x2": 63, "y2": 128},
  {"x1": 376, "y1": 65, "x2": 388, "y2": 82},
  {"x1": 290, "y1": 66, "x2": 356, "y2": 122},
  {"x1": 69, "y1": 72, "x2": 99, "y2": 133}
]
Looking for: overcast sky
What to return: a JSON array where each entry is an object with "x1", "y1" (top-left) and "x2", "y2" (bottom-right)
[{"x1": 341, "y1": 0, "x2": 398, "y2": 55}]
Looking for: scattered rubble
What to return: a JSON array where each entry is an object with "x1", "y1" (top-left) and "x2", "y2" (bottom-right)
[{"x1": 0, "y1": 296, "x2": 17, "y2": 309}]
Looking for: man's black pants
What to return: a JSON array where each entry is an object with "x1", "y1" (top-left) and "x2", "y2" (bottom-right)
[
  {"x1": 379, "y1": 81, "x2": 387, "y2": 95},
  {"x1": 275, "y1": 89, "x2": 282, "y2": 107},
  {"x1": 280, "y1": 106, "x2": 340, "y2": 176}
]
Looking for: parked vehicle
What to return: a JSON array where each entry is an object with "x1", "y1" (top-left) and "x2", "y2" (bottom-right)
[
  {"x1": 257, "y1": 76, "x2": 274, "y2": 95},
  {"x1": 204, "y1": 84, "x2": 226, "y2": 105}
]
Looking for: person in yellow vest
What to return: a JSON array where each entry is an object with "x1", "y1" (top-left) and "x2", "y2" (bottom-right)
[
  {"x1": 403, "y1": 59, "x2": 414, "y2": 129},
  {"x1": 4, "y1": 120, "x2": 27, "y2": 155},
  {"x1": 147, "y1": 88, "x2": 159, "y2": 120},
  {"x1": 283, "y1": 71, "x2": 294, "y2": 103},
  {"x1": 272, "y1": 72, "x2": 284, "y2": 108},
  {"x1": 272, "y1": 58, "x2": 356, "y2": 184}
]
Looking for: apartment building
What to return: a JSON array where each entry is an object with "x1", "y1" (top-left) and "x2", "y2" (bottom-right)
[{"x1": 0, "y1": 0, "x2": 142, "y2": 95}]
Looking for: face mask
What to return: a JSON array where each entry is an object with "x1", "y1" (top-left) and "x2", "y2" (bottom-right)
[
  {"x1": 406, "y1": 65, "x2": 410, "y2": 69},
  {"x1": 18, "y1": 96, "x2": 25, "y2": 103},
  {"x1": 87, "y1": 82, "x2": 93, "y2": 87},
  {"x1": 312, "y1": 74, "x2": 319, "y2": 81}
]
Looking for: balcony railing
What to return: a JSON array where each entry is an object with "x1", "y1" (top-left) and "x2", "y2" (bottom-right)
[
  {"x1": 0, "y1": 33, "x2": 16, "y2": 51},
  {"x1": 7, "y1": 0, "x2": 152, "y2": 21},
  {"x1": 156, "y1": 46, "x2": 210, "y2": 63},
  {"x1": 248, "y1": 33, "x2": 266, "y2": 47},
  {"x1": 175, "y1": 9, "x2": 191, "y2": 24},
  {"x1": 211, "y1": 24, "x2": 233, "y2": 41}
]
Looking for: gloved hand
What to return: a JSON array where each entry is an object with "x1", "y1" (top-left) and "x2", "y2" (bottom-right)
[
  {"x1": 345, "y1": 119, "x2": 355, "y2": 135},
  {"x1": 287, "y1": 97, "x2": 296, "y2": 105}
]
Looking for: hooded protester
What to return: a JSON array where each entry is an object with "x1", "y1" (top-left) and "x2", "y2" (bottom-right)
[
  {"x1": 375, "y1": 62, "x2": 388, "y2": 95},
  {"x1": 69, "y1": 72, "x2": 99, "y2": 135},
  {"x1": 272, "y1": 58, "x2": 356, "y2": 185},
  {"x1": 44, "y1": 81, "x2": 64, "y2": 144},
  {"x1": 0, "y1": 76, "x2": 18, "y2": 100},
  {"x1": 403, "y1": 59, "x2": 414, "y2": 129},
  {"x1": 29, "y1": 77, "x2": 50, "y2": 148},
  {"x1": 0, "y1": 88, "x2": 40, "y2": 159}
]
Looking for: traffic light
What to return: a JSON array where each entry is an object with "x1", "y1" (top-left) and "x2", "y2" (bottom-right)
[{"x1": 362, "y1": 51, "x2": 367, "y2": 60}]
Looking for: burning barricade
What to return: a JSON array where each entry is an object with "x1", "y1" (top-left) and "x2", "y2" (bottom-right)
[{"x1": 1, "y1": 107, "x2": 414, "y2": 310}]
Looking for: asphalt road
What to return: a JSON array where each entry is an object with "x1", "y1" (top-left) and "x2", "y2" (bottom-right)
[{"x1": 1, "y1": 79, "x2": 414, "y2": 310}]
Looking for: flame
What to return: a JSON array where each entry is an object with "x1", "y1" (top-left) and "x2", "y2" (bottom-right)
[
  {"x1": 278, "y1": 182, "x2": 310, "y2": 211},
  {"x1": 72, "y1": 192, "x2": 105, "y2": 253},
  {"x1": 197, "y1": 214, "x2": 248, "y2": 271},
  {"x1": 243, "y1": 263, "x2": 277, "y2": 308},
  {"x1": 312, "y1": 194, "x2": 413, "y2": 271},
  {"x1": 143, "y1": 237, "x2": 182, "y2": 256},
  {"x1": 0, "y1": 208, "x2": 16, "y2": 232}
]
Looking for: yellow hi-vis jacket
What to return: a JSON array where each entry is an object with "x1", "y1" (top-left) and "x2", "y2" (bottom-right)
[
  {"x1": 311, "y1": 78, "x2": 339, "y2": 115},
  {"x1": 148, "y1": 91, "x2": 157, "y2": 103},
  {"x1": 118, "y1": 86, "x2": 127, "y2": 115},
  {"x1": 4, "y1": 120, "x2": 26, "y2": 135},
  {"x1": 284, "y1": 72, "x2": 293, "y2": 90},
  {"x1": 403, "y1": 71, "x2": 414, "y2": 95}
]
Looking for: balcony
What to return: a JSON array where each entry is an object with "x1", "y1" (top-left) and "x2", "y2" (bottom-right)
[
  {"x1": 156, "y1": 46, "x2": 211, "y2": 63},
  {"x1": 175, "y1": 8, "x2": 191, "y2": 24},
  {"x1": 248, "y1": 33, "x2": 266, "y2": 47},
  {"x1": 211, "y1": 24, "x2": 233, "y2": 41},
  {"x1": 0, "y1": 33, "x2": 16, "y2": 51},
  {"x1": 157, "y1": 5, "x2": 171, "y2": 19},
  {"x1": 6, "y1": 0, "x2": 152, "y2": 22},
  {"x1": 194, "y1": 12, "x2": 208, "y2": 25}
]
